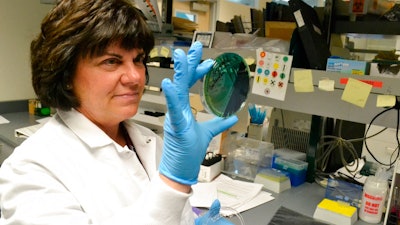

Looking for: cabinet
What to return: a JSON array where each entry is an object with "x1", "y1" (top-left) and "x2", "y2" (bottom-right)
[{"x1": 326, "y1": 0, "x2": 400, "y2": 60}]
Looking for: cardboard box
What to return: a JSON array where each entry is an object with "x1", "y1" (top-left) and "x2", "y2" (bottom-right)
[
  {"x1": 326, "y1": 58, "x2": 369, "y2": 75},
  {"x1": 265, "y1": 21, "x2": 296, "y2": 41}
]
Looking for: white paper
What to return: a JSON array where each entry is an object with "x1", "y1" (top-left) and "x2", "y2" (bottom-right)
[
  {"x1": 0, "y1": 115, "x2": 10, "y2": 124},
  {"x1": 221, "y1": 191, "x2": 274, "y2": 217},
  {"x1": 14, "y1": 123, "x2": 44, "y2": 138},
  {"x1": 251, "y1": 48, "x2": 293, "y2": 101},
  {"x1": 216, "y1": 177, "x2": 264, "y2": 208},
  {"x1": 294, "y1": 10, "x2": 305, "y2": 27},
  {"x1": 190, "y1": 174, "x2": 275, "y2": 216}
]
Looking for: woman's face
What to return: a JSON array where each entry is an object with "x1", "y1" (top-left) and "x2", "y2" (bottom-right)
[{"x1": 73, "y1": 43, "x2": 147, "y2": 129}]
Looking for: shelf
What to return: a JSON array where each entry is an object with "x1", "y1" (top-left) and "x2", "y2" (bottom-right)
[
  {"x1": 148, "y1": 65, "x2": 400, "y2": 129},
  {"x1": 333, "y1": 21, "x2": 400, "y2": 35}
]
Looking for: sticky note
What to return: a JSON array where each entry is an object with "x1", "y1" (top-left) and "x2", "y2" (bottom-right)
[
  {"x1": 160, "y1": 46, "x2": 170, "y2": 58},
  {"x1": 318, "y1": 78, "x2": 335, "y2": 91},
  {"x1": 377, "y1": 95, "x2": 396, "y2": 107},
  {"x1": 244, "y1": 57, "x2": 255, "y2": 66},
  {"x1": 294, "y1": 70, "x2": 314, "y2": 92},
  {"x1": 149, "y1": 48, "x2": 158, "y2": 58},
  {"x1": 341, "y1": 78, "x2": 372, "y2": 108}
]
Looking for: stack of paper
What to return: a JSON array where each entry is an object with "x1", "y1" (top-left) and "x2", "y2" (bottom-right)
[
  {"x1": 14, "y1": 117, "x2": 51, "y2": 138},
  {"x1": 190, "y1": 174, "x2": 275, "y2": 217}
]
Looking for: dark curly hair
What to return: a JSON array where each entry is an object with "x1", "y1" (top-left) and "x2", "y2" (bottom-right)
[{"x1": 31, "y1": 0, "x2": 155, "y2": 110}]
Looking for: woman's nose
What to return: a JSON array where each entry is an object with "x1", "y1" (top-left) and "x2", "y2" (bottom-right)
[{"x1": 121, "y1": 64, "x2": 143, "y2": 83}]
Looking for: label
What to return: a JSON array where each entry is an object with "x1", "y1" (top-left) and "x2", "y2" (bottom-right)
[{"x1": 361, "y1": 192, "x2": 383, "y2": 215}]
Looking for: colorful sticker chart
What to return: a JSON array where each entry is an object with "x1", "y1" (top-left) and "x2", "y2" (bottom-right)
[{"x1": 251, "y1": 49, "x2": 293, "y2": 101}]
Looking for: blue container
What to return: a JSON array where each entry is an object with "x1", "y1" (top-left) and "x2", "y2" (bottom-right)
[{"x1": 272, "y1": 155, "x2": 308, "y2": 187}]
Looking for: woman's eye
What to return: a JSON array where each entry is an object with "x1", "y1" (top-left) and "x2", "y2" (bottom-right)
[
  {"x1": 103, "y1": 58, "x2": 121, "y2": 65},
  {"x1": 134, "y1": 55, "x2": 146, "y2": 65}
]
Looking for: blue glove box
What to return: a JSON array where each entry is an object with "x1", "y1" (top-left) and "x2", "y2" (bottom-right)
[{"x1": 272, "y1": 156, "x2": 308, "y2": 187}]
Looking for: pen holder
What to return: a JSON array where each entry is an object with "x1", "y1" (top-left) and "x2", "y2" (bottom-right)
[{"x1": 248, "y1": 123, "x2": 263, "y2": 141}]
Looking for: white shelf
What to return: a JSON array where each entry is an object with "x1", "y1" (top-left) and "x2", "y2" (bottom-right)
[{"x1": 148, "y1": 65, "x2": 400, "y2": 129}]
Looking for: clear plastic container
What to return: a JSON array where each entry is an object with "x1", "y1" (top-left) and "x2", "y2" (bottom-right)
[{"x1": 359, "y1": 175, "x2": 388, "y2": 223}]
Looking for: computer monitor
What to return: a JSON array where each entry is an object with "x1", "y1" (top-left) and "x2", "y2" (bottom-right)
[{"x1": 288, "y1": 0, "x2": 331, "y2": 70}]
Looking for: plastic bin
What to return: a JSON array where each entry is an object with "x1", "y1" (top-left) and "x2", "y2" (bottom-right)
[{"x1": 223, "y1": 136, "x2": 274, "y2": 181}]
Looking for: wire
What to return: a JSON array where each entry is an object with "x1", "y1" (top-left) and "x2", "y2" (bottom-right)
[
  {"x1": 363, "y1": 103, "x2": 400, "y2": 168},
  {"x1": 317, "y1": 101, "x2": 400, "y2": 179},
  {"x1": 316, "y1": 119, "x2": 363, "y2": 174}
]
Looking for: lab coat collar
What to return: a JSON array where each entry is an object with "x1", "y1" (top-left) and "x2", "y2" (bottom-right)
[
  {"x1": 56, "y1": 109, "x2": 115, "y2": 148},
  {"x1": 56, "y1": 109, "x2": 159, "y2": 176}
]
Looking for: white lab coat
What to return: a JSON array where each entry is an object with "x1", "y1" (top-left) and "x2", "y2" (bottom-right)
[{"x1": 0, "y1": 109, "x2": 195, "y2": 225}]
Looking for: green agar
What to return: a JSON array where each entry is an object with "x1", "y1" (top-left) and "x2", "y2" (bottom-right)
[{"x1": 202, "y1": 52, "x2": 250, "y2": 117}]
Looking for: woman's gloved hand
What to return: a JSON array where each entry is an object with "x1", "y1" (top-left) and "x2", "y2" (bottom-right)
[
  {"x1": 158, "y1": 41, "x2": 238, "y2": 185},
  {"x1": 195, "y1": 199, "x2": 233, "y2": 225}
]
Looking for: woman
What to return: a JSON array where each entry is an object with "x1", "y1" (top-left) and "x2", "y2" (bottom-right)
[{"x1": 0, "y1": 0, "x2": 237, "y2": 224}]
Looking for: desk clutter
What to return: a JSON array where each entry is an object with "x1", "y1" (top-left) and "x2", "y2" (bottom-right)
[{"x1": 221, "y1": 134, "x2": 309, "y2": 193}]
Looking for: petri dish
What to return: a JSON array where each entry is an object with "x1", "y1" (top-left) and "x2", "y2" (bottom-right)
[{"x1": 201, "y1": 52, "x2": 250, "y2": 118}]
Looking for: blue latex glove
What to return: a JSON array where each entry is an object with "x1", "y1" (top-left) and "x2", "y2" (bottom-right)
[
  {"x1": 159, "y1": 41, "x2": 238, "y2": 185},
  {"x1": 195, "y1": 200, "x2": 233, "y2": 225}
]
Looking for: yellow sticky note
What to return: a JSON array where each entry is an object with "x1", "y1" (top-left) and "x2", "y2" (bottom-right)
[
  {"x1": 377, "y1": 95, "x2": 396, "y2": 107},
  {"x1": 318, "y1": 79, "x2": 335, "y2": 91},
  {"x1": 160, "y1": 46, "x2": 170, "y2": 58},
  {"x1": 149, "y1": 48, "x2": 158, "y2": 58},
  {"x1": 341, "y1": 78, "x2": 372, "y2": 108},
  {"x1": 294, "y1": 70, "x2": 314, "y2": 92},
  {"x1": 244, "y1": 57, "x2": 255, "y2": 66}
]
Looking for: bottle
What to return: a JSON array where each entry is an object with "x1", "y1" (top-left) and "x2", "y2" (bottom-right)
[{"x1": 359, "y1": 175, "x2": 388, "y2": 223}]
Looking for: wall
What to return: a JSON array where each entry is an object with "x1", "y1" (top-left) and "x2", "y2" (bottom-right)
[
  {"x1": 0, "y1": 0, "x2": 252, "y2": 102},
  {"x1": 215, "y1": 0, "x2": 269, "y2": 32},
  {"x1": 172, "y1": 1, "x2": 210, "y2": 31},
  {"x1": 217, "y1": 0, "x2": 252, "y2": 24},
  {"x1": 0, "y1": 1, "x2": 53, "y2": 102}
]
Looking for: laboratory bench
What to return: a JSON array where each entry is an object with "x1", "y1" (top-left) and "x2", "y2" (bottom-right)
[
  {"x1": 0, "y1": 111, "x2": 43, "y2": 163},
  {"x1": 0, "y1": 111, "x2": 383, "y2": 225},
  {"x1": 232, "y1": 181, "x2": 379, "y2": 225}
]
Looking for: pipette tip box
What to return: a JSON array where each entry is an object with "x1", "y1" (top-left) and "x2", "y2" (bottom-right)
[
  {"x1": 272, "y1": 156, "x2": 308, "y2": 187},
  {"x1": 254, "y1": 168, "x2": 291, "y2": 193},
  {"x1": 313, "y1": 198, "x2": 358, "y2": 225}
]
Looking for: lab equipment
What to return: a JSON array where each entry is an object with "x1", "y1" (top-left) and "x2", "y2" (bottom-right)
[
  {"x1": 313, "y1": 198, "x2": 358, "y2": 225},
  {"x1": 269, "y1": 206, "x2": 329, "y2": 225},
  {"x1": 359, "y1": 175, "x2": 388, "y2": 223},
  {"x1": 387, "y1": 186, "x2": 399, "y2": 225},
  {"x1": 223, "y1": 136, "x2": 274, "y2": 181},
  {"x1": 271, "y1": 156, "x2": 308, "y2": 187},
  {"x1": 198, "y1": 153, "x2": 222, "y2": 182},
  {"x1": 201, "y1": 52, "x2": 250, "y2": 118},
  {"x1": 254, "y1": 168, "x2": 291, "y2": 193},
  {"x1": 247, "y1": 103, "x2": 266, "y2": 125},
  {"x1": 159, "y1": 42, "x2": 238, "y2": 185},
  {"x1": 324, "y1": 178, "x2": 362, "y2": 209}
]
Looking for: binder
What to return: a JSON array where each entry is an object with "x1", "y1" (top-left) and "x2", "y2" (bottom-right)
[{"x1": 288, "y1": 0, "x2": 331, "y2": 70}]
